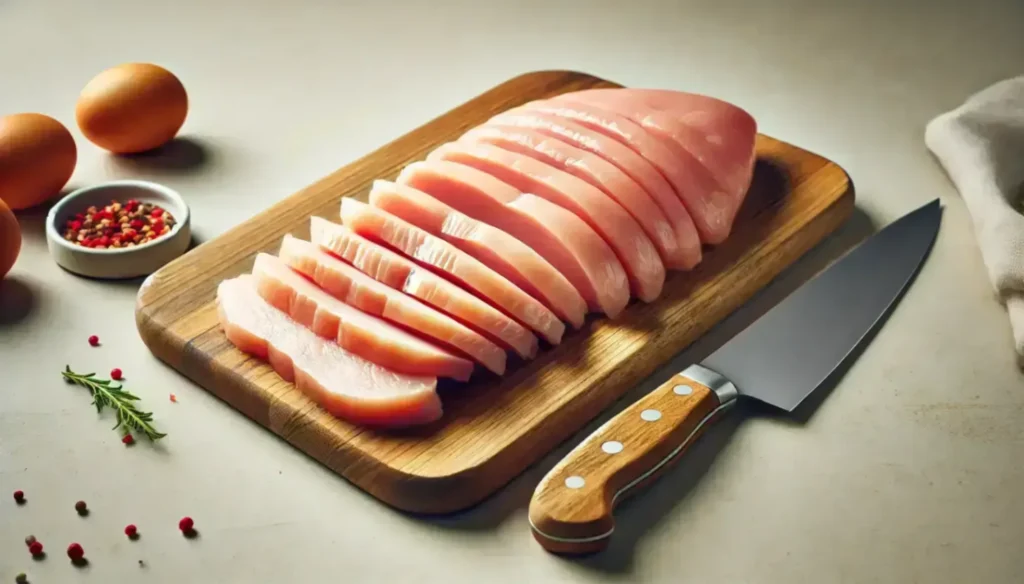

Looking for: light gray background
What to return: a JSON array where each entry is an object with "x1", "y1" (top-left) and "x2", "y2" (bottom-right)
[{"x1": 2, "y1": 1, "x2": 1022, "y2": 582}]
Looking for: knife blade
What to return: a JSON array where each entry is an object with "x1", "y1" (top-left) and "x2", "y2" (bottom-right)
[{"x1": 527, "y1": 198, "x2": 942, "y2": 555}]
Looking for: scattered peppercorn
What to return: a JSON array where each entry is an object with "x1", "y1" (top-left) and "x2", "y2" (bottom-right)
[
  {"x1": 111, "y1": 368, "x2": 123, "y2": 380},
  {"x1": 178, "y1": 516, "x2": 194, "y2": 534},
  {"x1": 169, "y1": 393, "x2": 178, "y2": 403},
  {"x1": 15, "y1": 572, "x2": 28, "y2": 584},
  {"x1": 28, "y1": 541, "x2": 43, "y2": 556},
  {"x1": 122, "y1": 433, "x2": 135, "y2": 446},
  {"x1": 74, "y1": 500, "x2": 88, "y2": 515},
  {"x1": 24, "y1": 535, "x2": 36, "y2": 546},
  {"x1": 13, "y1": 490, "x2": 25, "y2": 504},
  {"x1": 66, "y1": 543, "x2": 84, "y2": 562},
  {"x1": 62, "y1": 199, "x2": 176, "y2": 249},
  {"x1": 125, "y1": 524, "x2": 138, "y2": 539},
  {"x1": 88, "y1": 335, "x2": 100, "y2": 347}
]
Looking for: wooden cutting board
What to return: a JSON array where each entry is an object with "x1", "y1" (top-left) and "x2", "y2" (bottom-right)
[{"x1": 136, "y1": 70, "x2": 853, "y2": 514}]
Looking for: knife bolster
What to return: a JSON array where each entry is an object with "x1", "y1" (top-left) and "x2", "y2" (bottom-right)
[{"x1": 682, "y1": 363, "x2": 739, "y2": 405}]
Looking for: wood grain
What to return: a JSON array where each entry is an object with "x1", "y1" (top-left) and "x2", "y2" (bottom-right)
[
  {"x1": 527, "y1": 375, "x2": 725, "y2": 555},
  {"x1": 135, "y1": 70, "x2": 854, "y2": 514}
]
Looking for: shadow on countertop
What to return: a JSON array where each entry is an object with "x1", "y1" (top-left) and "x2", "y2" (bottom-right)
[
  {"x1": 0, "y1": 275, "x2": 37, "y2": 326},
  {"x1": 13, "y1": 191, "x2": 65, "y2": 244},
  {"x1": 106, "y1": 136, "x2": 213, "y2": 175}
]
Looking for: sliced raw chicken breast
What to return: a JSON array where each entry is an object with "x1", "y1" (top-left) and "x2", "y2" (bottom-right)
[
  {"x1": 217, "y1": 275, "x2": 442, "y2": 428},
  {"x1": 482, "y1": 109, "x2": 687, "y2": 253},
  {"x1": 550, "y1": 88, "x2": 757, "y2": 243},
  {"x1": 503, "y1": 99, "x2": 715, "y2": 251},
  {"x1": 427, "y1": 141, "x2": 665, "y2": 302},
  {"x1": 372, "y1": 177, "x2": 586, "y2": 329},
  {"x1": 309, "y1": 217, "x2": 539, "y2": 358},
  {"x1": 251, "y1": 252, "x2": 475, "y2": 381},
  {"x1": 279, "y1": 234, "x2": 510, "y2": 373},
  {"x1": 338, "y1": 198, "x2": 566, "y2": 345},
  {"x1": 558, "y1": 88, "x2": 757, "y2": 190},
  {"x1": 457, "y1": 125, "x2": 698, "y2": 270},
  {"x1": 392, "y1": 159, "x2": 629, "y2": 318}
]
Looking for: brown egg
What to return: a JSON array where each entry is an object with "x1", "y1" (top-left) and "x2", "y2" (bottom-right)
[
  {"x1": 76, "y1": 63, "x2": 189, "y2": 154},
  {"x1": 0, "y1": 197, "x2": 21, "y2": 280},
  {"x1": 0, "y1": 113, "x2": 78, "y2": 210}
]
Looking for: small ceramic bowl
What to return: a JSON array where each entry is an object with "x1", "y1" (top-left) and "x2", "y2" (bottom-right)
[{"x1": 46, "y1": 180, "x2": 191, "y2": 279}]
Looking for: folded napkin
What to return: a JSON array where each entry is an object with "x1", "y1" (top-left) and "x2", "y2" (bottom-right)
[{"x1": 925, "y1": 76, "x2": 1024, "y2": 365}]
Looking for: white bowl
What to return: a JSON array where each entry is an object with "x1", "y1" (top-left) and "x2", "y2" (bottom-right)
[{"x1": 46, "y1": 180, "x2": 191, "y2": 279}]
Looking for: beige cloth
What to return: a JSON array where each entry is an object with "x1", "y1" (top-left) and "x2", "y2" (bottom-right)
[{"x1": 925, "y1": 75, "x2": 1024, "y2": 365}]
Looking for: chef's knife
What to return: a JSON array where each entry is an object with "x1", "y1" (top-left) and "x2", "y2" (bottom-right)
[{"x1": 528, "y1": 198, "x2": 942, "y2": 555}]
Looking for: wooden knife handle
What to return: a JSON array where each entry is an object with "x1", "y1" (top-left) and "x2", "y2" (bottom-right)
[{"x1": 527, "y1": 364, "x2": 738, "y2": 555}]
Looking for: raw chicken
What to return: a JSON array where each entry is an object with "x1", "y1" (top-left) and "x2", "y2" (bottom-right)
[
  {"x1": 309, "y1": 217, "x2": 540, "y2": 358},
  {"x1": 279, "y1": 234, "x2": 510, "y2": 373},
  {"x1": 393, "y1": 159, "x2": 629, "y2": 318},
  {"x1": 481, "y1": 109, "x2": 687, "y2": 259},
  {"x1": 338, "y1": 198, "x2": 566, "y2": 345},
  {"x1": 503, "y1": 99, "x2": 715, "y2": 251},
  {"x1": 457, "y1": 125, "x2": 699, "y2": 269},
  {"x1": 216, "y1": 275, "x2": 442, "y2": 428},
  {"x1": 428, "y1": 140, "x2": 665, "y2": 302},
  {"x1": 550, "y1": 88, "x2": 757, "y2": 243},
  {"x1": 252, "y1": 252, "x2": 475, "y2": 381},
  {"x1": 372, "y1": 177, "x2": 586, "y2": 329},
  {"x1": 559, "y1": 88, "x2": 757, "y2": 189}
]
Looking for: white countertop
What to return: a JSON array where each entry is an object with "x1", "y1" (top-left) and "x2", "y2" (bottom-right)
[{"x1": 2, "y1": 1, "x2": 1023, "y2": 582}]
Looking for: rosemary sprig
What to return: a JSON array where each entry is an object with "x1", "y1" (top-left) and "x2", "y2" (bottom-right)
[{"x1": 62, "y1": 366, "x2": 167, "y2": 441}]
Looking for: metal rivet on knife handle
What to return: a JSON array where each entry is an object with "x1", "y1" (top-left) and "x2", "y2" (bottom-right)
[
  {"x1": 601, "y1": 441, "x2": 624, "y2": 454},
  {"x1": 564, "y1": 476, "x2": 586, "y2": 489}
]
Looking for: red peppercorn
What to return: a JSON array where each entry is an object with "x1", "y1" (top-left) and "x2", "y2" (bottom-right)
[
  {"x1": 151, "y1": 220, "x2": 165, "y2": 233},
  {"x1": 178, "y1": 516, "x2": 194, "y2": 533},
  {"x1": 111, "y1": 368, "x2": 123, "y2": 380},
  {"x1": 29, "y1": 540, "x2": 43, "y2": 556},
  {"x1": 169, "y1": 393, "x2": 178, "y2": 403},
  {"x1": 13, "y1": 490, "x2": 25, "y2": 503},
  {"x1": 130, "y1": 219, "x2": 144, "y2": 230},
  {"x1": 122, "y1": 433, "x2": 135, "y2": 446},
  {"x1": 151, "y1": 208, "x2": 164, "y2": 218},
  {"x1": 67, "y1": 542, "x2": 84, "y2": 561},
  {"x1": 88, "y1": 335, "x2": 100, "y2": 347},
  {"x1": 75, "y1": 500, "x2": 88, "y2": 515},
  {"x1": 125, "y1": 524, "x2": 138, "y2": 538}
]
